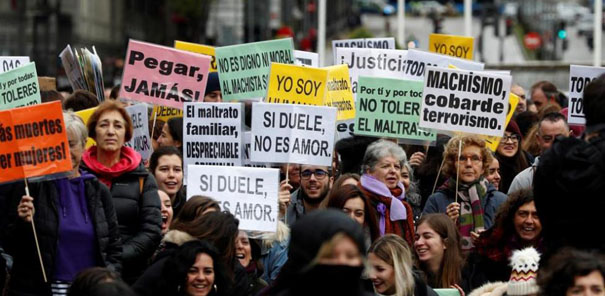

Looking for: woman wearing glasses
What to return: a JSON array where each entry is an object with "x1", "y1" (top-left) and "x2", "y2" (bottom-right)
[
  {"x1": 359, "y1": 139, "x2": 416, "y2": 247},
  {"x1": 494, "y1": 120, "x2": 533, "y2": 193},
  {"x1": 423, "y1": 135, "x2": 507, "y2": 251}
]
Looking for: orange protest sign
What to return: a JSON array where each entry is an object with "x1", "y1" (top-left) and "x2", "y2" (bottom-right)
[{"x1": 0, "y1": 101, "x2": 72, "y2": 183}]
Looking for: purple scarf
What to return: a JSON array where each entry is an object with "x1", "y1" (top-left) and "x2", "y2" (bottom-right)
[{"x1": 360, "y1": 174, "x2": 407, "y2": 236}]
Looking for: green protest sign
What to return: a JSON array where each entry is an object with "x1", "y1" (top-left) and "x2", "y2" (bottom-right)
[
  {"x1": 0, "y1": 62, "x2": 41, "y2": 110},
  {"x1": 355, "y1": 76, "x2": 435, "y2": 142},
  {"x1": 215, "y1": 38, "x2": 295, "y2": 101}
]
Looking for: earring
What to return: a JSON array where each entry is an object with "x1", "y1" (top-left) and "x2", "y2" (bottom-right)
[{"x1": 214, "y1": 284, "x2": 217, "y2": 292}]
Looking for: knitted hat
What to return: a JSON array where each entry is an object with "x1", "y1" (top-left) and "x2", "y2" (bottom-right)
[
  {"x1": 506, "y1": 120, "x2": 523, "y2": 140},
  {"x1": 507, "y1": 247, "x2": 540, "y2": 295},
  {"x1": 204, "y1": 72, "x2": 221, "y2": 96}
]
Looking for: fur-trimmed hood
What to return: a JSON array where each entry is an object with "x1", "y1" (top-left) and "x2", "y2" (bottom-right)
[
  {"x1": 469, "y1": 282, "x2": 508, "y2": 296},
  {"x1": 162, "y1": 229, "x2": 196, "y2": 246}
]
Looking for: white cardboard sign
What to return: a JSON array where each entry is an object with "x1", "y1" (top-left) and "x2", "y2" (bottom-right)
[
  {"x1": 187, "y1": 165, "x2": 279, "y2": 232},
  {"x1": 403, "y1": 49, "x2": 484, "y2": 81},
  {"x1": 568, "y1": 65, "x2": 605, "y2": 126},
  {"x1": 125, "y1": 104, "x2": 153, "y2": 160},
  {"x1": 183, "y1": 102, "x2": 243, "y2": 172},
  {"x1": 0, "y1": 57, "x2": 30, "y2": 74},
  {"x1": 251, "y1": 103, "x2": 337, "y2": 166},
  {"x1": 419, "y1": 66, "x2": 512, "y2": 137},
  {"x1": 294, "y1": 50, "x2": 319, "y2": 67}
]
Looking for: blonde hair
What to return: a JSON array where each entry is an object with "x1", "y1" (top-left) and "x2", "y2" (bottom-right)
[{"x1": 368, "y1": 234, "x2": 415, "y2": 296}]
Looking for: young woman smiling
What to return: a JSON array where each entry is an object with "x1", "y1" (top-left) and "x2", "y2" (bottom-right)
[{"x1": 415, "y1": 214, "x2": 466, "y2": 294}]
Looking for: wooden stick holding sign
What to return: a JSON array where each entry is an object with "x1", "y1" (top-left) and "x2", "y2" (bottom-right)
[
  {"x1": 24, "y1": 178, "x2": 48, "y2": 283},
  {"x1": 455, "y1": 139, "x2": 462, "y2": 204}
]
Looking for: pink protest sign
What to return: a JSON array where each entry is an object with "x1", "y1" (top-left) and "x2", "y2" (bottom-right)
[{"x1": 120, "y1": 39, "x2": 211, "y2": 109}]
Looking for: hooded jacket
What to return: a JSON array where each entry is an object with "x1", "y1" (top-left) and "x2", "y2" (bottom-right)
[
  {"x1": 268, "y1": 209, "x2": 373, "y2": 296},
  {"x1": 1, "y1": 176, "x2": 121, "y2": 296},
  {"x1": 81, "y1": 146, "x2": 161, "y2": 283}
]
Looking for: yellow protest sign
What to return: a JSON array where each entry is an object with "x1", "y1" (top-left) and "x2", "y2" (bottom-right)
[
  {"x1": 429, "y1": 33, "x2": 474, "y2": 60},
  {"x1": 266, "y1": 63, "x2": 328, "y2": 106},
  {"x1": 323, "y1": 64, "x2": 355, "y2": 120},
  {"x1": 152, "y1": 105, "x2": 183, "y2": 122},
  {"x1": 483, "y1": 93, "x2": 520, "y2": 151},
  {"x1": 75, "y1": 107, "x2": 98, "y2": 148},
  {"x1": 174, "y1": 40, "x2": 217, "y2": 72}
]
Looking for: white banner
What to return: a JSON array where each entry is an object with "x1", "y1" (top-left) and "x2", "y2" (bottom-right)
[
  {"x1": 403, "y1": 49, "x2": 484, "y2": 81},
  {"x1": 0, "y1": 57, "x2": 29, "y2": 74},
  {"x1": 335, "y1": 47, "x2": 408, "y2": 99},
  {"x1": 251, "y1": 103, "x2": 337, "y2": 166},
  {"x1": 568, "y1": 65, "x2": 605, "y2": 126},
  {"x1": 419, "y1": 66, "x2": 512, "y2": 137},
  {"x1": 125, "y1": 104, "x2": 153, "y2": 160},
  {"x1": 187, "y1": 165, "x2": 279, "y2": 232},
  {"x1": 183, "y1": 102, "x2": 243, "y2": 174},
  {"x1": 294, "y1": 50, "x2": 319, "y2": 67},
  {"x1": 332, "y1": 37, "x2": 396, "y2": 62},
  {"x1": 243, "y1": 131, "x2": 270, "y2": 168}
]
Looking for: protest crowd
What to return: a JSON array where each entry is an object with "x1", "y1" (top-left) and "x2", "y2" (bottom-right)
[{"x1": 0, "y1": 31, "x2": 605, "y2": 296}]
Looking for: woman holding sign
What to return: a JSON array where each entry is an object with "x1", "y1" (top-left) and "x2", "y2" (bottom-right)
[
  {"x1": 423, "y1": 136, "x2": 507, "y2": 251},
  {"x1": 359, "y1": 139, "x2": 416, "y2": 247},
  {"x1": 81, "y1": 100, "x2": 161, "y2": 283},
  {"x1": 3, "y1": 112, "x2": 122, "y2": 295}
]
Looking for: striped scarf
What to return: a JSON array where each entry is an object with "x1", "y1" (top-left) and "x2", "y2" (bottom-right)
[{"x1": 448, "y1": 177, "x2": 488, "y2": 250}]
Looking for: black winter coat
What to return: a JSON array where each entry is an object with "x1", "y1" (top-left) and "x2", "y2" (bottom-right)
[
  {"x1": 81, "y1": 161, "x2": 162, "y2": 283},
  {"x1": 0, "y1": 178, "x2": 122, "y2": 296}
]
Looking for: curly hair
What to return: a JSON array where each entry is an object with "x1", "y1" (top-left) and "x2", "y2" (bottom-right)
[
  {"x1": 441, "y1": 135, "x2": 493, "y2": 179},
  {"x1": 538, "y1": 248, "x2": 605, "y2": 296},
  {"x1": 162, "y1": 240, "x2": 229, "y2": 296}
]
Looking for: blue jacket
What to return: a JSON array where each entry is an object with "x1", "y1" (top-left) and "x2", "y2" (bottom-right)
[{"x1": 422, "y1": 182, "x2": 506, "y2": 229}]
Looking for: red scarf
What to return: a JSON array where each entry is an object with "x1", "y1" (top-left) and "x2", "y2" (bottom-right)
[{"x1": 82, "y1": 146, "x2": 141, "y2": 188}]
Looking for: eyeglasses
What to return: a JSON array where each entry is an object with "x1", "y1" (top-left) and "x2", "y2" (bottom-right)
[
  {"x1": 500, "y1": 134, "x2": 520, "y2": 143},
  {"x1": 457, "y1": 155, "x2": 482, "y2": 164},
  {"x1": 300, "y1": 169, "x2": 329, "y2": 180}
]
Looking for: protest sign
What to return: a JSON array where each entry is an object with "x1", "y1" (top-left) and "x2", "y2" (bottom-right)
[
  {"x1": 243, "y1": 131, "x2": 270, "y2": 168},
  {"x1": 174, "y1": 40, "x2": 217, "y2": 72},
  {"x1": 324, "y1": 64, "x2": 356, "y2": 120},
  {"x1": 0, "y1": 62, "x2": 41, "y2": 110},
  {"x1": 183, "y1": 103, "x2": 244, "y2": 173},
  {"x1": 332, "y1": 37, "x2": 396, "y2": 61},
  {"x1": 403, "y1": 49, "x2": 484, "y2": 81},
  {"x1": 419, "y1": 66, "x2": 512, "y2": 137},
  {"x1": 187, "y1": 165, "x2": 279, "y2": 232},
  {"x1": 266, "y1": 63, "x2": 328, "y2": 105},
  {"x1": 215, "y1": 38, "x2": 295, "y2": 101},
  {"x1": 183, "y1": 102, "x2": 243, "y2": 172},
  {"x1": 568, "y1": 65, "x2": 605, "y2": 125},
  {"x1": 75, "y1": 107, "x2": 98, "y2": 148},
  {"x1": 335, "y1": 47, "x2": 408, "y2": 96},
  {"x1": 355, "y1": 76, "x2": 436, "y2": 142},
  {"x1": 59, "y1": 45, "x2": 87, "y2": 91},
  {"x1": 294, "y1": 50, "x2": 319, "y2": 67},
  {"x1": 482, "y1": 93, "x2": 519, "y2": 151},
  {"x1": 429, "y1": 34, "x2": 474, "y2": 60},
  {"x1": 0, "y1": 101, "x2": 72, "y2": 183},
  {"x1": 125, "y1": 104, "x2": 152, "y2": 160},
  {"x1": 120, "y1": 39, "x2": 211, "y2": 109},
  {"x1": 152, "y1": 105, "x2": 183, "y2": 122},
  {"x1": 251, "y1": 103, "x2": 337, "y2": 166},
  {"x1": 0, "y1": 57, "x2": 29, "y2": 74}
]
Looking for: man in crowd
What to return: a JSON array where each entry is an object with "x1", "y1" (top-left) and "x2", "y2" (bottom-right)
[
  {"x1": 508, "y1": 112, "x2": 570, "y2": 193},
  {"x1": 530, "y1": 81, "x2": 565, "y2": 110},
  {"x1": 282, "y1": 165, "x2": 333, "y2": 226}
]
